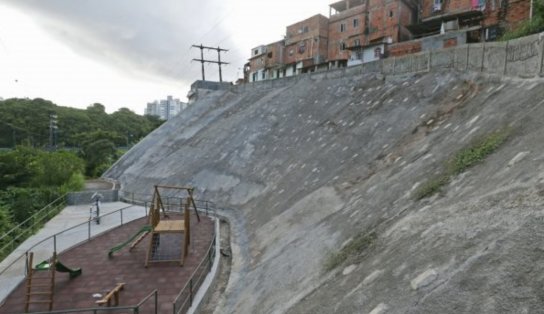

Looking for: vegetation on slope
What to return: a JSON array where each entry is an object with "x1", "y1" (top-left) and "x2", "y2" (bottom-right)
[
  {"x1": 0, "y1": 98, "x2": 164, "y2": 176},
  {"x1": 0, "y1": 146, "x2": 86, "y2": 260},
  {"x1": 324, "y1": 232, "x2": 377, "y2": 271},
  {"x1": 414, "y1": 128, "x2": 511, "y2": 200},
  {"x1": 0, "y1": 98, "x2": 165, "y2": 260},
  {"x1": 501, "y1": 0, "x2": 544, "y2": 40}
]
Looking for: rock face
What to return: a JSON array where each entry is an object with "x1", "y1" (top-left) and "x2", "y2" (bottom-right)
[{"x1": 104, "y1": 69, "x2": 544, "y2": 314}]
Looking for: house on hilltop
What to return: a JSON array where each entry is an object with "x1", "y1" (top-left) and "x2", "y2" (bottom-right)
[
  {"x1": 246, "y1": 0, "x2": 531, "y2": 82},
  {"x1": 284, "y1": 14, "x2": 330, "y2": 75}
]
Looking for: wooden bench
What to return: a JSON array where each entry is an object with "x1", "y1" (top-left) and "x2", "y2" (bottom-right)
[{"x1": 96, "y1": 283, "x2": 125, "y2": 307}]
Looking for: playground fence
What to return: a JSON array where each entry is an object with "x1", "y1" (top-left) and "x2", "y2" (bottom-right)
[
  {"x1": 22, "y1": 289, "x2": 159, "y2": 314},
  {"x1": 118, "y1": 190, "x2": 220, "y2": 314},
  {"x1": 0, "y1": 205, "x2": 147, "y2": 305},
  {"x1": 1, "y1": 190, "x2": 219, "y2": 314}
]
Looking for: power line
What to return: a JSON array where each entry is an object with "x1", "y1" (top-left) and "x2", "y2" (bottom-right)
[{"x1": 191, "y1": 44, "x2": 229, "y2": 82}]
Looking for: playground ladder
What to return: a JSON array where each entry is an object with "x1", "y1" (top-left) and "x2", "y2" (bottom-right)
[{"x1": 24, "y1": 252, "x2": 55, "y2": 313}]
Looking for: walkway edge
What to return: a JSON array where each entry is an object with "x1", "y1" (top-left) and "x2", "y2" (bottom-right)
[{"x1": 187, "y1": 215, "x2": 222, "y2": 314}]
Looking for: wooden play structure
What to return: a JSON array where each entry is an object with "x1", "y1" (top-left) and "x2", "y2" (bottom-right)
[
  {"x1": 25, "y1": 252, "x2": 54, "y2": 312},
  {"x1": 24, "y1": 251, "x2": 81, "y2": 312},
  {"x1": 96, "y1": 282, "x2": 125, "y2": 307},
  {"x1": 145, "y1": 185, "x2": 200, "y2": 267}
]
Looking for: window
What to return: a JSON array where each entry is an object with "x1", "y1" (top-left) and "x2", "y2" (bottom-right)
[
  {"x1": 340, "y1": 42, "x2": 347, "y2": 50},
  {"x1": 353, "y1": 18, "x2": 360, "y2": 28},
  {"x1": 289, "y1": 49, "x2": 294, "y2": 56},
  {"x1": 303, "y1": 26, "x2": 309, "y2": 33},
  {"x1": 354, "y1": 39, "x2": 360, "y2": 47},
  {"x1": 340, "y1": 23, "x2": 346, "y2": 32},
  {"x1": 268, "y1": 52, "x2": 273, "y2": 58},
  {"x1": 374, "y1": 47, "x2": 382, "y2": 58},
  {"x1": 253, "y1": 49, "x2": 259, "y2": 56},
  {"x1": 298, "y1": 41, "x2": 306, "y2": 54},
  {"x1": 433, "y1": 0, "x2": 442, "y2": 11},
  {"x1": 262, "y1": 71, "x2": 266, "y2": 79},
  {"x1": 389, "y1": 10, "x2": 394, "y2": 18}
]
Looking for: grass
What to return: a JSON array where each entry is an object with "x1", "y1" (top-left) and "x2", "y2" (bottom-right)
[
  {"x1": 413, "y1": 175, "x2": 450, "y2": 200},
  {"x1": 414, "y1": 128, "x2": 511, "y2": 200},
  {"x1": 500, "y1": 0, "x2": 544, "y2": 41},
  {"x1": 324, "y1": 232, "x2": 376, "y2": 271},
  {"x1": 500, "y1": 17, "x2": 544, "y2": 41}
]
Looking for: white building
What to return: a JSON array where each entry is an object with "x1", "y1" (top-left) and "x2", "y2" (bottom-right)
[{"x1": 145, "y1": 96, "x2": 188, "y2": 120}]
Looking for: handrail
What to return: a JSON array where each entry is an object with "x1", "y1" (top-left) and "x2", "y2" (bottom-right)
[
  {"x1": 172, "y1": 234, "x2": 216, "y2": 314},
  {"x1": 0, "y1": 194, "x2": 67, "y2": 260},
  {"x1": 21, "y1": 289, "x2": 159, "y2": 314},
  {"x1": 0, "y1": 204, "x2": 139, "y2": 278},
  {"x1": 0, "y1": 194, "x2": 66, "y2": 242},
  {"x1": 119, "y1": 190, "x2": 218, "y2": 217}
]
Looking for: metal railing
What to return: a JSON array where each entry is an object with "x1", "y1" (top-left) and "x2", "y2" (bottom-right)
[
  {"x1": 1, "y1": 190, "x2": 219, "y2": 314},
  {"x1": 119, "y1": 190, "x2": 218, "y2": 217},
  {"x1": 0, "y1": 194, "x2": 67, "y2": 261},
  {"x1": 22, "y1": 289, "x2": 159, "y2": 314},
  {"x1": 0, "y1": 204, "x2": 148, "y2": 303},
  {"x1": 118, "y1": 190, "x2": 220, "y2": 314},
  {"x1": 173, "y1": 231, "x2": 216, "y2": 314}
]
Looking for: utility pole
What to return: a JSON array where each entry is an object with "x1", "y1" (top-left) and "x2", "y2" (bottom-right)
[
  {"x1": 191, "y1": 44, "x2": 229, "y2": 82},
  {"x1": 49, "y1": 113, "x2": 58, "y2": 150}
]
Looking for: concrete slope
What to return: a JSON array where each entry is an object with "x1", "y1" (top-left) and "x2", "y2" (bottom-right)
[{"x1": 104, "y1": 70, "x2": 544, "y2": 313}]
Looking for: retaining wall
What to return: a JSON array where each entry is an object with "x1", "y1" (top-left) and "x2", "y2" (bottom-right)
[
  {"x1": 230, "y1": 32, "x2": 544, "y2": 94},
  {"x1": 66, "y1": 189, "x2": 119, "y2": 205}
]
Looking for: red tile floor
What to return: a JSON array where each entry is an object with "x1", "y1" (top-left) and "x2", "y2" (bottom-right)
[{"x1": 0, "y1": 212, "x2": 214, "y2": 314}]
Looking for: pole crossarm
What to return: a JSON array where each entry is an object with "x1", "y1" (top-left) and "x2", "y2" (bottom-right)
[{"x1": 191, "y1": 44, "x2": 229, "y2": 82}]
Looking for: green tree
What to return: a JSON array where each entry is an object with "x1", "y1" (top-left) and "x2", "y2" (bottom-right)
[
  {"x1": 76, "y1": 131, "x2": 121, "y2": 177},
  {"x1": 31, "y1": 151, "x2": 85, "y2": 187},
  {"x1": 0, "y1": 146, "x2": 41, "y2": 189}
]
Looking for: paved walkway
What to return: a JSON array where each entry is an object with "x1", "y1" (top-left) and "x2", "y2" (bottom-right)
[{"x1": 0, "y1": 202, "x2": 148, "y2": 305}]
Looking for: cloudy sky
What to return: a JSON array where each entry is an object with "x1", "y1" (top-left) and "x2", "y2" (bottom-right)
[{"x1": 0, "y1": 0, "x2": 331, "y2": 113}]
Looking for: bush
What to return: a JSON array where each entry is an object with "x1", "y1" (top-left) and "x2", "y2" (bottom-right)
[
  {"x1": 0, "y1": 187, "x2": 62, "y2": 224},
  {"x1": 60, "y1": 172, "x2": 85, "y2": 194},
  {"x1": 501, "y1": 0, "x2": 544, "y2": 40}
]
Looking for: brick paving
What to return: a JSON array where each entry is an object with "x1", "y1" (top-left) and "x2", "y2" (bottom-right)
[{"x1": 0, "y1": 212, "x2": 214, "y2": 314}]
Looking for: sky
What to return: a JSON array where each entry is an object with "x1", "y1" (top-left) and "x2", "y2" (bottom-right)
[{"x1": 0, "y1": 0, "x2": 332, "y2": 113}]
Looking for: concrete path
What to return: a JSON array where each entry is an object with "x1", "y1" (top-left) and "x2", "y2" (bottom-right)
[{"x1": 0, "y1": 202, "x2": 147, "y2": 305}]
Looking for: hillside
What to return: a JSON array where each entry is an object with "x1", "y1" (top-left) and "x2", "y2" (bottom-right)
[
  {"x1": 104, "y1": 38, "x2": 544, "y2": 313},
  {"x1": 0, "y1": 99, "x2": 162, "y2": 148}
]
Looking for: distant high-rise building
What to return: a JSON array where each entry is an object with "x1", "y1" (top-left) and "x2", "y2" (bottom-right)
[{"x1": 144, "y1": 96, "x2": 188, "y2": 120}]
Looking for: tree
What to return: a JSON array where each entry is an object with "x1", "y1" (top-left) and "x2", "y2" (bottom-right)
[
  {"x1": 0, "y1": 146, "x2": 41, "y2": 189},
  {"x1": 76, "y1": 131, "x2": 121, "y2": 177},
  {"x1": 31, "y1": 151, "x2": 85, "y2": 187}
]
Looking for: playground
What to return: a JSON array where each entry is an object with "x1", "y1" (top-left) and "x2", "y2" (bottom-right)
[{"x1": 0, "y1": 204, "x2": 214, "y2": 313}]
